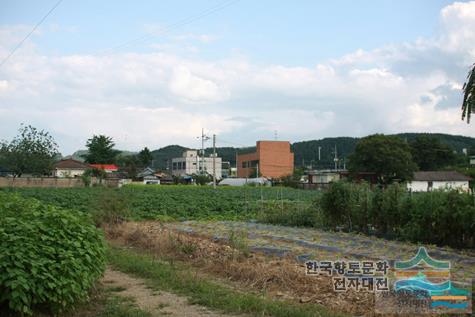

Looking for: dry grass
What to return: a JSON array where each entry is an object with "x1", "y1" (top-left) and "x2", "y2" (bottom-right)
[{"x1": 105, "y1": 221, "x2": 442, "y2": 317}]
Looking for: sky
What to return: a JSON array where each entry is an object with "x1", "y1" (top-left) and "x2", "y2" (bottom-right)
[{"x1": 0, "y1": 0, "x2": 475, "y2": 155}]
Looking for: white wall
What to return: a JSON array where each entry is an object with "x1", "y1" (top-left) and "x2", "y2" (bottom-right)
[
  {"x1": 407, "y1": 180, "x2": 470, "y2": 192},
  {"x1": 172, "y1": 156, "x2": 222, "y2": 179},
  {"x1": 54, "y1": 168, "x2": 86, "y2": 178}
]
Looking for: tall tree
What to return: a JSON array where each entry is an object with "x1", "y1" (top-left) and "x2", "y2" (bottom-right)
[
  {"x1": 410, "y1": 136, "x2": 456, "y2": 171},
  {"x1": 82, "y1": 135, "x2": 120, "y2": 164},
  {"x1": 462, "y1": 64, "x2": 475, "y2": 123},
  {"x1": 0, "y1": 125, "x2": 59, "y2": 177},
  {"x1": 348, "y1": 134, "x2": 417, "y2": 184},
  {"x1": 137, "y1": 147, "x2": 153, "y2": 167}
]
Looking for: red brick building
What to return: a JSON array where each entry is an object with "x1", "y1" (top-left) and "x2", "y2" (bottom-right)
[{"x1": 237, "y1": 141, "x2": 294, "y2": 178}]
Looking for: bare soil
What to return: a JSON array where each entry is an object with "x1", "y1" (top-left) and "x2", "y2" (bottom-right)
[{"x1": 102, "y1": 267, "x2": 230, "y2": 317}]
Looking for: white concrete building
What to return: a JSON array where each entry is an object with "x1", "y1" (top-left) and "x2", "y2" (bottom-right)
[
  {"x1": 470, "y1": 156, "x2": 475, "y2": 166},
  {"x1": 407, "y1": 171, "x2": 472, "y2": 192},
  {"x1": 172, "y1": 150, "x2": 222, "y2": 179}
]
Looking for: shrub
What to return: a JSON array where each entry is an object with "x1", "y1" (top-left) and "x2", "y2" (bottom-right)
[
  {"x1": 0, "y1": 193, "x2": 106, "y2": 315},
  {"x1": 320, "y1": 181, "x2": 475, "y2": 248}
]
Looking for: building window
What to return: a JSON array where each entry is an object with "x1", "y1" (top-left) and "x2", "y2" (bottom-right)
[
  {"x1": 242, "y1": 161, "x2": 248, "y2": 168},
  {"x1": 183, "y1": 162, "x2": 186, "y2": 169},
  {"x1": 172, "y1": 162, "x2": 177, "y2": 170}
]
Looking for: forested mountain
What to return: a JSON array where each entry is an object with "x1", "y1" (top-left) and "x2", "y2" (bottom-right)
[{"x1": 67, "y1": 133, "x2": 475, "y2": 171}]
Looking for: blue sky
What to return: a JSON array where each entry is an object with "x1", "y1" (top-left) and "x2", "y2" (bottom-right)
[
  {"x1": 1, "y1": 0, "x2": 456, "y2": 63},
  {"x1": 0, "y1": 0, "x2": 474, "y2": 154}
]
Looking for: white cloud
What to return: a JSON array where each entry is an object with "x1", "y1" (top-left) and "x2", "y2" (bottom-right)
[{"x1": 1, "y1": 1, "x2": 475, "y2": 154}]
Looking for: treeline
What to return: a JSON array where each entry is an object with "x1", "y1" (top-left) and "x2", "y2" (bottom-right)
[{"x1": 147, "y1": 133, "x2": 475, "y2": 171}]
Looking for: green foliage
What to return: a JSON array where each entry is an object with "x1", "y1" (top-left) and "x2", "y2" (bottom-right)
[
  {"x1": 83, "y1": 167, "x2": 107, "y2": 180},
  {"x1": 348, "y1": 134, "x2": 417, "y2": 184},
  {"x1": 320, "y1": 181, "x2": 475, "y2": 248},
  {"x1": 115, "y1": 154, "x2": 140, "y2": 179},
  {"x1": 0, "y1": 192, "x2": 105, "y2": 315},
  {"x1": 0, "y1": 124, "x2": 59, "y2": 177},
  {"x1": 83, "y1": 135, "x2": 120, "y2": 164},
  {"x1": 137, "y1": 147, "x2": 153, "y2": 167},
  {"x1": 192, "y1": 173, "x2": 212, "y2": 185},
  {"x1": 410, "y1": 135, "x2": 456, "y2": 170},
  {"x1": 462, "y1": 63, "x2": 475, "y2": 123},
  {"x1": 256, "y1": 200, "x2": 320, "y2": 227},
  {"x1": 91, "y1": 189, "x2": 131, "y2": 226},
  {"x1": 1, "y1": 186, "x2": 319, "y2": 222}
]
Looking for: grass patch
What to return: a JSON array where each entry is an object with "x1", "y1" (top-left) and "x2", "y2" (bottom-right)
[
  {"x1": 107, "y1": 245, "x2": 347, "y2": 317},
  {"x1": 96, "y1": 295, "x2": 152, "y2": 317},
  {"x1": 56, "y1": 285, "x2": 152, "y2": 317}
]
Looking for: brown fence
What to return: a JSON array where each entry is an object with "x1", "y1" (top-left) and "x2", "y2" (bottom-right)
[{"x1": 0, "y1": 177, "x2": 121, "y2": 188}]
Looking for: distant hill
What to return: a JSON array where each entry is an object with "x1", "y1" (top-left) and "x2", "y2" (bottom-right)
[
  {"x1": 151, "y1": 145, "x2": 188, "y2": 170},
  {"x1": 292, "y1": 133, "x2": 475, "y2": 169},
  {"x1": 67, "y1": 133, "x2": 475, "y2": 170}
]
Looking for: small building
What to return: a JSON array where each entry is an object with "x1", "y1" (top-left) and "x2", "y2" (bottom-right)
[
  {"x1": 143, "y1": 175, "x2": 160, "y2": 185},
  {"x1": 470, "y1": 156, "x2": 475, "y2": 166},
  {"x1": 89, "y1": 164, "x2": 119, "y2": 173},
  {"x1": 237, "y1": 141, "x2": 294, "y2": 179},
  {"x1": 171, "y1": 150, "x2": 222, "y2": 179},
  {"x1": 53, "y1": 159, "x2": 90, "y2": 178},
  {"x1": 407, "y1": 171, "x2": 472, "y2": 192},
  {"x1": 302, "y1": 169, "x2": 340, "y2": 189}
]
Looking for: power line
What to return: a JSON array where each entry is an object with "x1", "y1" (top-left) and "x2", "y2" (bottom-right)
[
  {"x1": 0, "y1": 0, "x2": 63, "y2": 69},
  {"x1": 97, "y1": 0, "x2": 240, "y2": 56}
]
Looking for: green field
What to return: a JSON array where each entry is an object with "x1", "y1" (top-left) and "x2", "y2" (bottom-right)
[{"x1": 0, "y1": 185, "x2": 320, "y2": 221}]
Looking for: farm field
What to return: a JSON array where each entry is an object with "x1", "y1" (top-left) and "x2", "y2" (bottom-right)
[
  {"x1": 2, "y1": 186, "x2": 474, "y2": 316},
  {"x1": 0, "y1": 186, "x2": 319, "y2": 220},
  {"x1": 170, "y1": 220, "x2": 475, "y2": 281}
]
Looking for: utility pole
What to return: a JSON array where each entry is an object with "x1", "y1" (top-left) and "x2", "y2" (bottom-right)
[
  {"x1": 318, "y1": 146, "x2": 321, "y2": 161},
  {"x1": 334, "y1": 144, "x2": 338, "y2": 171},
  {"x1": 256, "y1": 162, "x2": 259, "y2": 178},
  {"x1": 197, "y1": 128, "x2": 210, "y2": 175},
  {"x1": 212, "y1": 134, "x2": 216, "y2": 189}
]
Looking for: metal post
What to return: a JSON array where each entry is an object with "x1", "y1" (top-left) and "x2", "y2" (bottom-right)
[
  {"x1": 213, "y1": 134, "x2": 216, "y2": 189},
  {"x1": 201, "y1": 128, "x2": 205, "y2": 175}
]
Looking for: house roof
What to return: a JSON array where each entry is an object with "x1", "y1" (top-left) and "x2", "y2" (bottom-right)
[
  {"x1": 90, "y1": 164, "x2": 119, "y2": 171},
  {"x1": 412, "y1": 171, "x2": 472, "y2": 182},
  {"x1": 54, "y1": 159, "x2": 90, "y2": 170}
]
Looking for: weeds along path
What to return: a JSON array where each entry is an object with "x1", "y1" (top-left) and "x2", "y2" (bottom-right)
[
  {"x1": 102, "y1": 268, "x2": 228, "y2": 317},
  {"x1": 105, "y1": 221, "x2": 472, "y2": 317}
]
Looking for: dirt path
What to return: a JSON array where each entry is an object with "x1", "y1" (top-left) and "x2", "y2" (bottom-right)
[{"x1": 102, "y1": 268, "x2": 230, "y2": 317}]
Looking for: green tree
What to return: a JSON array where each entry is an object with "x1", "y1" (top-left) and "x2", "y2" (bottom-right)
[
  {"x1": 0, "y1": 125, "x2": 59, "y2": 177},
  {"x1": 82, "y1": 135, "x2": 120, "y2": 164},
  {"x1": 116, "y1": 154, "x2": 140, "y2": 179},
  {"x1": 348, "y1": 134, "x2": 417, "y2": 184},
  {"x1": 462, "y1": 63, "x2": 475, "y2": 123},
  {"x1": 137, "y1": 147, "x2": 153, "y2": 167},
  {"x1": 409, "y1": 136, "x2": 456, "y2": 170}
]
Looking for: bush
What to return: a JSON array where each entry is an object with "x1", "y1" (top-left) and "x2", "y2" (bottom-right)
[
  {"x1": 0, "y1": 193, "x2": 106, "y2": 315},
  {"x1": 320, "y1": 181, "x2": 475, "y2": 248}
]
